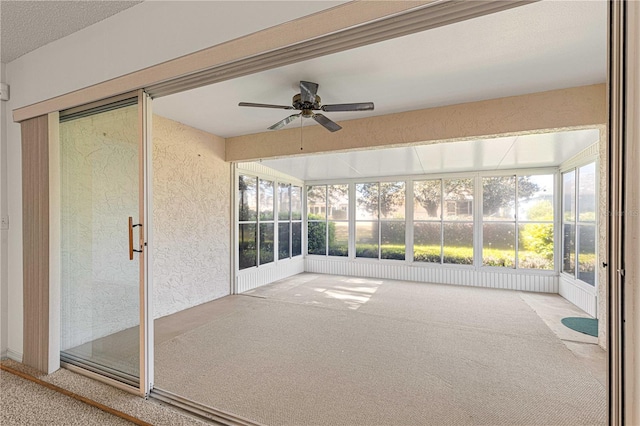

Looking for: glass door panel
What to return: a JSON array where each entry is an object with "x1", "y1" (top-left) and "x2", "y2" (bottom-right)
[{"x1": 59, "y1": 97, "x2": 145, "y2": 389}]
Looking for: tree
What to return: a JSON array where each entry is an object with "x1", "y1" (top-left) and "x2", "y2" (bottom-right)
[
  {"x1": 482, "y1": 176, "x2": 539, "y2": 217},
  {"x1": 356, "y1": 182, "x2": 405, "y2": 218},
  {"x1": 238, "y1": 175, "x2": 257, "y2": 221},
  {"x1": 414, "y1": 178, "x2": 472, "y2": 218}
]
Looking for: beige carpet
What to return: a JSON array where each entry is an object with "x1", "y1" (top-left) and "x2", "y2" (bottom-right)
[
  {"x1": 154, "y1": 274, "x2": 607, "y2": 426},
  {"x1": 0, "y1": 359, "x2": 207, "y2": 426}
]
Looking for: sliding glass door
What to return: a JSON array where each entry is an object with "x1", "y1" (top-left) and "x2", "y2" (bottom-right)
[{"x1": 58, "y1": 92, "x2": 151, "y2": 394}]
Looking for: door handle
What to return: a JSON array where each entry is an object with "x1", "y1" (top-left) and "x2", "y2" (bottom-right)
[{"x1": 128, "y1": 216, "x2": 143, "y2": 260}]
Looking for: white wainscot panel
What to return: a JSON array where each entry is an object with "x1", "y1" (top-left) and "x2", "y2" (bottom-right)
[
  {"x1": 305, "y1": 258, "x2": 559, "y2": 294},
  {"x1": 237, "y1": 258, "x2": 305, "y2": 293},
  {"x1": 559, "y1": 275, "x2": 597, "y2": 317}
]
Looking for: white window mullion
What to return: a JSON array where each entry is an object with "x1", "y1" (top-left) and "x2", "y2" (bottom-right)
[
  {"x1": 406, "y1": 180, "x2": 414, "y2": 263},
  {"x1": 349, "y1": 183, "x2": 355, "y2": 259},
  {"x1": 474, "y1": 174, "x2": 482, "y2": 269},
  {"x1": 440, "y1": 179, "x2": 444, "y2": 263}
]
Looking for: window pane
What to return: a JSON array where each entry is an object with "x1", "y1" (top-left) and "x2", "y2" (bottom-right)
[
  {"x1": 328, "y1": 184, "x2": 349, "y2": 220},
  {"x1": 444, "y1": 178, "x2": 473, "y2": 221},
  {"x1": 291, "y1": 222, "x2": 302, "y2": 256},
  {"x1": 443, "y1": 222, "x2": 473, "y2": 264},
  {"x1": 238, "y1": 175, "x2": 257, "y2": 222},
  {"x1": 291, "y1": 186, "x2": 302, "y2": 220},
  {"x1": 328, "y1": 221, "x2": 349, "y2": 257},
  {"x1": 307, "y1": 185, "x2": 326, "y2": 220},
  {"x1": 414, "y1": 180, "x2": 441, "y2": 220},
  {"x1": 380, "y1": 182, "x2": 405, "y2": 219},
  {"x1": 578, "y1": 163, "x2": 596, "y2": 222},
  {"x1": 278, "y1": 223, "x2": 290, "y2": 260},
  {"x1": 483, "y1": 176, "x2": 515, "y2": 221},
  {"x1": 483, "y1": 223, "x2": 515, "y2": 268},
  {"x1": 563, "y1": 171, "x2": 576, "y2": 222},
  {"x1": 238, "y1": 223, "x2": 256, "y2": 269},
  {"x1": 307, "y1": 221, "x2": 326, "y2": 255},
  {"x1": 414, "y1": 222, "x2": 441, "y2": 263},
  {"x1": 259, "y1": 179, "x2": 274, "y2": 221},
  {"x1": 518, "y1": 223, "x2": 554, "y2": 270},
  {"x1": 356, "y1": 221, "x2": 378, "y2": 258},
  {"x1": 278, "y1": 183, "x2": 290, "y2": 220},
  {"x1": 518, "y1": 175, "x2": 554, "y2": 221},
  {"x1": 356, "y1": 183, "x2": 378, "y2": 220},
  {"x1": 259, "y1": 223, "x2": 274, "y2": 265},
  {"x1": 562, "y1": 223, "x2": 576, "y2": 274},
  {"x1": 578, "y1": 224, "x2": 596, "y2": 285},
  {"x1": 381, "y1": 221, "x2": 405, "y2": 260}
]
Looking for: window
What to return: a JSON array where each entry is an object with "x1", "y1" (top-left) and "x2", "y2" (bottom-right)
[
  {"x1": 291, "y1": 186, "x2": 302, "y2": 257},
  {"x1": 380, "y1": 182, "x2": 405, "y2": 260},
  {"x1": 482, "y1": 174, "x2": 554, "y2": 270},
  {"x1": 356, "y1": 181, "x2": 405, "y2": 260},
  {"x1": 258, "y1": 179, "x2": 274, "y2": 265},
  {"x1": 517, "y1": 175, "x2": 555, "y2": 270},
  {"x1": 482, "y1": 176, "x2": 516, "y2": 267},
  {"x1": 307, "y1": 185, "x2": 349, "y2": 256},
  {"x1": 239, "y1": 175, "x2": 300, "y2": 271},
  {"x1": 278, "y1": 183, "x2": 290, "y2": 260},
  {"x1": 238, "y1": 175, "x2": 257, "y2": 269},
  {"x1": 563, "y1": 163, "x2": 596, "y2": 285},
  {"x1": 413, "y1": 178, "x2": 474, "y2": 265},
  {"x1": 413, "y1": 179, "x2": 442, "y2": 263}
]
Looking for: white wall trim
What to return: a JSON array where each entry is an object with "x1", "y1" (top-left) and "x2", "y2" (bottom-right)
[
  {"x1": 560, "y1": 141, "x2": 600, "y2": 172},
  {"x1": 237, "y1": 162, "x2": 304, "y2": 187},
  {"x1": 4, "y1": 348, "x2": 23, "y2": 363}
]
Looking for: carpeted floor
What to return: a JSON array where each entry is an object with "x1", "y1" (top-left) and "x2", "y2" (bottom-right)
[
  {"x1": 0, "y1": 359, "x2": 207, "y2": 426},
  {"x1": 153, "y1": 274, "x2": 607, "y2": 426}
]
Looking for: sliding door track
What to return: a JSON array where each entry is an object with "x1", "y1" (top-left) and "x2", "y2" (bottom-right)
[
  {"x1": 60, "y1": 352, "x2": 139, "y2": 388},
  {"x1": 150, "y1": 388, "x2": 263, "y2": 426}
]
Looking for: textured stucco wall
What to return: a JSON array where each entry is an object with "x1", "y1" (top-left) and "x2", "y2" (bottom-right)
[
  {"x1": 152, "y1": 115, "x2": 230, "y2": 319},
  {"x1": 597, "y1": 128, "x2": 607, "y2": 350},
  {"x1": 59, "y1": 112, "x2": 231, "y2": 349}
]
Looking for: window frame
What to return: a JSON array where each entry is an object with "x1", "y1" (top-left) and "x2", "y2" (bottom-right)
[
  {"x1": 560, "y1": 161, "x2": 598, "y2": 288},
  {"x1": 236, "y1": 170, "x2": 303, "y2": 274},
  {"x1": 479, "y1": 173, "x2": 556, "y2": 271}
]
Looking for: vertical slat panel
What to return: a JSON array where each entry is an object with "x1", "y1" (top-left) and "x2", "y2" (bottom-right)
[{"x1": 21, "y1": 115, "x2": 50, "y2": 372}]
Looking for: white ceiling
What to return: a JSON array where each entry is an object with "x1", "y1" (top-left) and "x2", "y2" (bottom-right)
[
  {"x1": 153, "y1": 0, "x2": 606, "y2": 139},
  {"x1": 259, "y1": 129, "x2": 600, "y2": 181},
  {"x1": 0, "y1": 1, "x2": 143, "y2": 63}
]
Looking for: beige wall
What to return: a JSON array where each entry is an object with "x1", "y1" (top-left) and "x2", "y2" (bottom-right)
[
  {"x1": 626, "y1": 1, "x2": 640, "y2": 422},
  {"x1": 226, "y1": 84, "x2": 606, "y2": 162},
  {"x1": 152, "y1": 115, "x2": 230, "y2": 319}
]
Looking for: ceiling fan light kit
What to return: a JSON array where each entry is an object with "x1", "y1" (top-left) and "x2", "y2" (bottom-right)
[{"x1": 239, "y1": 80, "x2": 374, "y2": 132}]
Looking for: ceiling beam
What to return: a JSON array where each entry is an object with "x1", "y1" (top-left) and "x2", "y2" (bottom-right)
[{"x1": 225, "y1": 83, "x2": 606, "y2": 162}]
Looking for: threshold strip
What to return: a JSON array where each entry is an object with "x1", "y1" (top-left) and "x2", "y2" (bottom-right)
[
  {"x1": 151, "y1": 387, "x2": 264, "y2": 426},
  {"x1": 0, "y1": 364, "x2": 152, "y2": 426}
]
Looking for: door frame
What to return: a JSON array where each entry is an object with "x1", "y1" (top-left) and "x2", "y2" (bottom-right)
[{"x1": 46, "y1": 90, "x2": 153, "y2": 396}]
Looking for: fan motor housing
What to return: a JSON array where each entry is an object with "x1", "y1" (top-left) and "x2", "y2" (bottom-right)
[{"x1": 292, "y1": 93, "x2": 321, "y2": 111}]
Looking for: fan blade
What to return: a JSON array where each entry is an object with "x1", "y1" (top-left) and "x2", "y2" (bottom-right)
[
  {"x1": 239, "y1": 102, "x2": 293, "y2": 110},
  {"x1": 300, "y1": 81, "x2": 319, "y2": 103},
  {"x1": 268, "y1": 113, "x2": 301, "y2": 130},
  {"x1": 312, "y1": 114, "x2": 342, "y2": 132},
  {"x1": 321, "y1": 102, "x2": 374, "y2": 112}
]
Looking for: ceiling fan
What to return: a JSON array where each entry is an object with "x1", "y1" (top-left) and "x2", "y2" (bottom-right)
[{"x1": 238, "y1": 81, "x2": 374, "y2": 133}]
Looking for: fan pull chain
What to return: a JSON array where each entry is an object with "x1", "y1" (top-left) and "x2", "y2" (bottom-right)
[{"x1": 300, "y1": 116, "x2": 304, "y2": 151}]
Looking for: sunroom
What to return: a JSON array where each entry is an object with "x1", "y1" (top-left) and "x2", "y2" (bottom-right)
[{"x1": 233, "y1": 128, "x2": 604, "y2": 323}]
